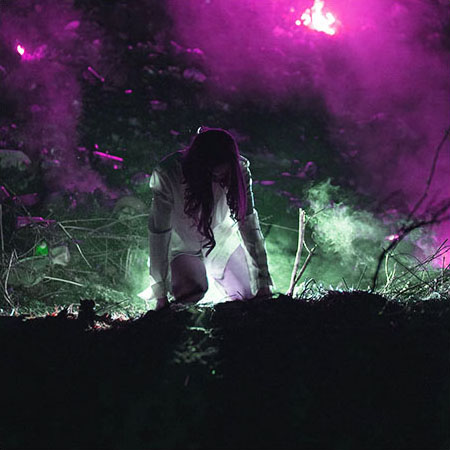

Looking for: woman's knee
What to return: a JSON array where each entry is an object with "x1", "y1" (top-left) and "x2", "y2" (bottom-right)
[
  {"x1": 172, "y1": 279, "x2": 208, "y2": 303},
  {"x1": 170, "y1": 255, "x2": 208, "y2": 303}
]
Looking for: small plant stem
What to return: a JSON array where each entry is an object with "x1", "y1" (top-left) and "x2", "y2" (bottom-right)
[
  {"x1": 287, "y1": 209, "x2": 305, "y2": 296},
  {"x1": 342, "y1": 278, "x2": 350, "y2": 290},
  {"x1": 58, "y1": 222, "x2": 92, "y2": 269},
  {"x1": 356, "y1": 265, "x2": 367, "y2": 290},
  {"x1": 389, "y1": 255, "x2": 435, "y2": 291}
]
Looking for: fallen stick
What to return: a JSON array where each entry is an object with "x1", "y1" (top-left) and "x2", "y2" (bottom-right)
[{"x1": 43, "y1": 276, "x2": 85, "y2": 287}]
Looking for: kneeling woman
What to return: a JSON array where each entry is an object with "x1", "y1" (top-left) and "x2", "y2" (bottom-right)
[{"x1": 148, "y1": 128, "x2": 273, "y2": 310}]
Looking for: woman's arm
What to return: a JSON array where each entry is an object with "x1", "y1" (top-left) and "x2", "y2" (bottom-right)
[
  {"x1": 148, "y1": 167, "x2": 174, "y2": 305},
  {"x1": 238, "y1": 158, "x2": 274, "y2": 293}
]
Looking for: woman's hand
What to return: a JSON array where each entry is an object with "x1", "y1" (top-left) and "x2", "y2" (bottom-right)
[{"x1": 155, "y1": 296, "x2": 169, "y2": 310}]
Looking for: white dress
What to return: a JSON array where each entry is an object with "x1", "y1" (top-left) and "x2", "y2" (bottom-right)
[{"x1": 148, "y1": 151, "x2": 273, "y2": 299}]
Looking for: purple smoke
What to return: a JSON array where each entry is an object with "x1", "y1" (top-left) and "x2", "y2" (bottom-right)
[
  {"x1": 1, "y1": 0, "x2": 106, "y2": 194},
  {"x1": 168, "y1": 0, "x2": 450, "y2": 262}
]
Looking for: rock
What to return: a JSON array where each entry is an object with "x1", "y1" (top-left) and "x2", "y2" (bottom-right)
[
  {"x1": 113, "y1": 196, "x2": 147, "y2": 218},
  {"x1": 7, "y1": 256, "x2": 49, "y2": 287},
  {"x1": 0, "y1": 150, "x2": 31, "y2": 170},
  {"x1": 49, "y1": 245, "x2": 70, "y2": 266}
]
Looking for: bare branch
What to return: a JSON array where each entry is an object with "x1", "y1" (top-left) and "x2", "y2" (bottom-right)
[
  {"x1": 294, "y1": 245, "x2": 317, "y2": 286},
  {"x1": 371, "y1": 202, "x2": 450, "y2": 291},
  {"x1": 287, "y1": 209, "x2": 305, "y2": 296},
  {"x1": 408, "y1": 126, "x2": 450, "y2": 220}
]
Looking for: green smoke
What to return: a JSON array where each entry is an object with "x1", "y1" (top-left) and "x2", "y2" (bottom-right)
[{"x1": 307, "y1": 180, "x2": 386, "y2": 266}]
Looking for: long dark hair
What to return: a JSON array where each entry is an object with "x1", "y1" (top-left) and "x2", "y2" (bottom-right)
[{"x1": 181, "y1": 128, "x2": 247, "y2": 256}]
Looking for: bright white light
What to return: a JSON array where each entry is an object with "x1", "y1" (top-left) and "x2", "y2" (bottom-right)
[
  {"x1": 299, "y1": 0, "x2": 337, "y2": 36},
  {"x1": 138, "y1": 285, "x2": 154, "y2": 301},
  {"x1": 16, "y1": 44, "x2": 25, "y2": 56}
]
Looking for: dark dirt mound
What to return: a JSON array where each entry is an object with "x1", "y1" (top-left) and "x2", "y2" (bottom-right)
[{"x1": 0, "y1": 292, "x2": 449, "y2": 449}]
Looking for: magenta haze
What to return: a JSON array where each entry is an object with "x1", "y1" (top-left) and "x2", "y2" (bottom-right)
[
  {"x1": 1, "y1": 0, "x2": 105, "y2": 193},
  {"x1": 168, "y1": 0, "x2": 450, "y2": 260}
]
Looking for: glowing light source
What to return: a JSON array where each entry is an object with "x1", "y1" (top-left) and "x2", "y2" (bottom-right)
[
  {"x1": 16, "y1": 44, "x2": 25, "y2": 56},
  {"x1": 15, "y1": 43, "x2": 47, "y2": 61},
  {"x1": 299, "y1": 0, "x2": 337, "y2": 36}
]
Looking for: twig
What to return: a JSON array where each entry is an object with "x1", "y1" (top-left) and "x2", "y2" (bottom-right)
[
  {"x1": 341, "y1": 278, "x2": 350, "y2": 290},
  {"x1": 260, "y1": 222, "x2": 299, "y2": 233},
  {"x1": 287, "y1": 209, "x2": 305, "y2": 296},
  {"x1": 383, "y1": 241, "x2": 449, "y2": 288},
  {"x1": 356, "y1": 265, "x2": 367, "y2": 290},
  {"x1": 260, "y1": 208, "x2": 328, "y2": 234},
  {"x1": 60, "y1": 217, "x2": 115, "y2": 224},
  {"x1": 57, "y1": 222, "x2": 92, "y2": 269},
  {"x1": 394, "y1": 280, "x2": 436, "y2": 297},
  {"x1": 407, "y1": 126, "x2": 450, "y2": 220},
  {"x1": 389, "y1": 255, "x2": 436, "y2": 291},
  {"x1": 43, "y1": 276, "x2": 85, "y2": 287},
  {"x1": 373, "y1": 127, "x2": 450, "y2": 291},
  {"x1": 371, "y1": 204, "x2": 450, "y2": 291},
  {"x1": 298, "y1": 277, "x2": 318, "y2": 298},
  {"x1": 294, "y1": 245, "x2": 317, "y2": 285},
  {"x1": 385, "y1": 255, "x2": 449, "y2": 298}
]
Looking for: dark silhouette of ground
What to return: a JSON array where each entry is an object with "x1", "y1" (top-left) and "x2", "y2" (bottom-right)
[{"x1": 0, "y1": 292, "x2": 449, "y2": 449}]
